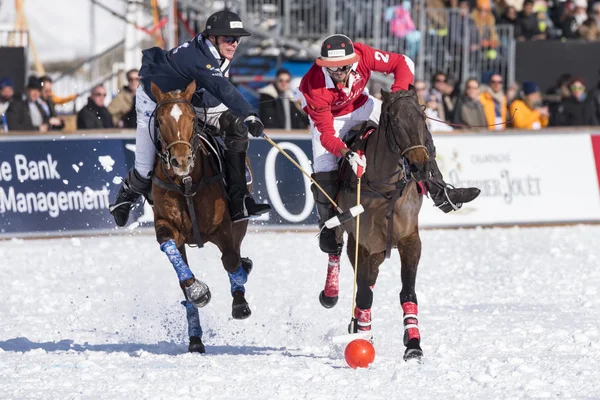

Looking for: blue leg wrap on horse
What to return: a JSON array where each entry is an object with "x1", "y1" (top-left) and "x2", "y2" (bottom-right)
[
  {"x1": 228, "y1": 265, "x2": 248, "y2": 295},
  {"x1": 181, "y1": 300, "x2": 202, "y2": 338},
  {"x1": 160, "y1": 240, "x2": 193, "y2": 282}
]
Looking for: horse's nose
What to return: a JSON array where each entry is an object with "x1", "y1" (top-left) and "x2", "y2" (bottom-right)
[{"x1": 170, "y1": 157, "x2": 180, "y2": 168}]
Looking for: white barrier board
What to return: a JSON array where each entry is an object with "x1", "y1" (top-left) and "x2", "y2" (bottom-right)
[{"x1": 418, "y1": 133, "x2": 600, "y2": 227}]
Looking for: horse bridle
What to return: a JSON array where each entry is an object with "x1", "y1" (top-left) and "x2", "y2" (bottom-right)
[
  {"x1": 150, "y1": 98, "x2": 205, "y2": 170},
  {"x1": 381, "y1": 92, "x2": 429, "y2": 159}
]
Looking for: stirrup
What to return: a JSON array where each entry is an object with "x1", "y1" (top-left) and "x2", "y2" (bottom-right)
[
  {"x1": 109, "y1": 200, "x2": 136, "y2": 214},
  {"x1": 435, "y1": 184, "x2": 461, "y2": 212}
]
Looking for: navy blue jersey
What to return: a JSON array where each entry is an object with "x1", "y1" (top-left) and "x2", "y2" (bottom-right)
[{"x1": 139, "y1": 35, "x2": 254, "y2": 118}]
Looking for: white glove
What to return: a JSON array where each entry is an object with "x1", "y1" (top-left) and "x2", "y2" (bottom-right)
[{"x1": 345, "y1": 151, "x2": 366, "y2": 177}]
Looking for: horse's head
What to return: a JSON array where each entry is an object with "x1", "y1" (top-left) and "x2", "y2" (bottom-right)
[
  {"x1": 380, "y1": 87, "x2": 430, "y2": 182},
  {"x1": 151, "y1": 81, "x2": 198, "y2": 176}
]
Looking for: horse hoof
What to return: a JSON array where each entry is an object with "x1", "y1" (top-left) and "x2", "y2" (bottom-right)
[
  {"x1": 232, "y1": 290, "x2": 251, "y2": 320},
  {"x1": 319, "y1": 290, "x2": 338, "y2": 309},
  {"x1": 232, "y1": 303, "x2": 252, "y2": 319},
  {"x1": 188, "y1": 336, "x2": 206, "y2": 353},
  {"x1": 403, "y1": 339, "x2": 423, "y2": 361},
  {"x1": 403, "y1": 348, "x2": 423, "y2": 362},
  {"x1": 241, "y1": 257, "x2": 253, "y2": 275},
  {"x1": 185, "y1": 279, "x2": 211, "y2": 308}
]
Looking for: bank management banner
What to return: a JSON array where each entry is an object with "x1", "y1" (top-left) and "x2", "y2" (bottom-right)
[{"x1": 1, "y1": 131, "x2": 600, "y2": 237}]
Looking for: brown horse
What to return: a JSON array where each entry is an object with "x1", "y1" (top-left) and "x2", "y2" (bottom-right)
[
  {"x1": 335, "y1": 89, "x2": 430, "y2": 361},
  {"x1": 149, "y1": 81, "x2": 252, "y2": 353}
]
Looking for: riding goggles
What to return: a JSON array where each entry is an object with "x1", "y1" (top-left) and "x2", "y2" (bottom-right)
[
  {"x1": 222, "y1": 36, "x2": 241, "y2": 44},
  {"x1": 326, "y1": 64, "x2": 353, "y2": 73}
]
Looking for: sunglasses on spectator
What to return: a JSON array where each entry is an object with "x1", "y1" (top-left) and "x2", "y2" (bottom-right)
[
  {"x1": 93, "y1": 92, "x2": 106, "y2": 97},
  {"x1": 490, "y1": 79, "x2": 503, "y2": 84},
  {"x1": 570, "y1": 84, "x2": 585, "y2": 90},
  {"x1": 416, "y1": 86, "x2": 427, "y2": 91},
  {"x1": 327, "y1": 65, "x2": 353, "y2": 73},
  {"x1": 435, "y1": 78, "x2": 446, "y2": 83},
  {"x1": 277, "y1": 78, "x2": 291, "y2": 83},
  {"x1": 222, "y1": 36, "x2": 241, "y2": 44},
  {"x1": 128, "y1": 77, "x2": 139, "y2": 81},
  {"x1": 467, "y1": 85, "x2": 479, "y2": 90}
]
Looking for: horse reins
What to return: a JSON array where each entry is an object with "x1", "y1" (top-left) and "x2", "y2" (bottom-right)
[{"x1": 150, "y1": 97, "x2": 224, "y2": 248}]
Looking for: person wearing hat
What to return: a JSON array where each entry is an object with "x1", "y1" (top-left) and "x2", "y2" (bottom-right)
[
  {"x1": 297, "y1": 34, "x2": 480, "y2": 255},
  {"x1": 509, "y1": 81, "x2": 549, "y2": 129},
  {"x1": 5, "y1": 76, "x2": 50, "y2": 132},
  {"x1": 110, "y1": 9, "x2": 270, "y2": 228}
]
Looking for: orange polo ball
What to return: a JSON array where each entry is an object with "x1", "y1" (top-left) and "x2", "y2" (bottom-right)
[{"x1": 344, "y1": 339, "x2": 375, "y2": 369}]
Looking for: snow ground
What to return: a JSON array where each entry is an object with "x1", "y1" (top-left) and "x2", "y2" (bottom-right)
[{"x1": 1, "y1": 226, "x2": 599, "y2": 399}]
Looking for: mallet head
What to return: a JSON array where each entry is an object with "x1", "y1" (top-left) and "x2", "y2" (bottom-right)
[{"x1": 324, "y1": 205, "x2": 365, "y2": 229}]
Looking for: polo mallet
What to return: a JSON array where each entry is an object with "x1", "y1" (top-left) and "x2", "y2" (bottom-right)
[
  {"x1": 261, "y1": 133, "x2": 364, "y2": 227},
  {"x1": 332, "y1": 156, "x2": 372, "y2": 345}
]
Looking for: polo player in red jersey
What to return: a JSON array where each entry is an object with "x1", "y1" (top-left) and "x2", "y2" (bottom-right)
[{"x1": 299, "y1": 34, "x2": 480, "y2": 256}]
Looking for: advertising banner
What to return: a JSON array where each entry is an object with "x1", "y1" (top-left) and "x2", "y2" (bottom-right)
[
  {"x1": 0, "y1": 135, "x2": 136, "y2": 236},
  {"x1": 418, "y1": 133, "x2": 600, "y2": 227},
  {"x1": 1, "y1": 131, "x2": 600, "y2": 238}
]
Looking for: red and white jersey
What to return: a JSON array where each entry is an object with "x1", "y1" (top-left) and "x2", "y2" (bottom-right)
[{"x1": 298, "y1": 43, "x2": 415, "y2": 157}]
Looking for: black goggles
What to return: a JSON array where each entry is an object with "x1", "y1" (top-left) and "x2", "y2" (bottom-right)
[
  {"x1": 326, "y1": 64, "x2": 353, "y2": 73},
  {"x1": 222, "y1": 36, "x2": 241, "y2": 44}
]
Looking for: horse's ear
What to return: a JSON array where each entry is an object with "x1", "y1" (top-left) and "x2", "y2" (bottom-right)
[
  {"x1": 151, "y1": 82, "x2": 164, "y2": 102},
  {"x1": 380, "y1": 89, "x2": 391, "y2": 102},
  {"x1": 408, "y1": 84, "x2": 417, "y2": 95},
  {"x1": 182, "y1": 80, "x2": 196, "y2": 101}
]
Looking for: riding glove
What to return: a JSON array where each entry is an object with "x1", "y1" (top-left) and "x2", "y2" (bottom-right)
[
  {"x1": 345, "y1": 151, "x2": 366, "y2": 177},
  {"x1": 244, "y1": 115, "x2": 264, "y2": 138}
]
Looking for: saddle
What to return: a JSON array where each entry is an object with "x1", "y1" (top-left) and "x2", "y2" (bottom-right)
[
  {"x1": 203, "y1": 124, "x2": 253, "y2": 186},
  {"x1": 337, "y1": 121, "x2": 378, "y2": 184},
  {"x1": 338, "y1": 120, "x2": 425, "y2": 196},
  {"x1": 344, "y1": 120, "x2": 378, "y2": 155}
]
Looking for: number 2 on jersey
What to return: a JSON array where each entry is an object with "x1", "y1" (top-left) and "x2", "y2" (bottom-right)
[{"x1": 374, "y1": 51, "x2": 389, "y2": 63}]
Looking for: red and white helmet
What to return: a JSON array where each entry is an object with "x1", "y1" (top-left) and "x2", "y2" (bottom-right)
[{"x1": 316, "y1": 34, "x2": 360, "y2": 68}]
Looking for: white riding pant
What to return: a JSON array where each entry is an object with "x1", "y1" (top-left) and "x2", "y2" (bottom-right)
[
  {"x1": 310, "y1": 95, "x2": 382, "y2": 173},
  {"x1": 134, "y1": 85, "x2": 228, "y2": 178}
]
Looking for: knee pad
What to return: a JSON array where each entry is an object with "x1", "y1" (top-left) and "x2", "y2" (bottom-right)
[
  {"x1": 225, "y1": 137, "x2": 249, "y2": 153},
  {"x1": 311, "y1": 171, "x2": 339, "y2": 204},
  {"x1": 218, "y1": 110, "x2": 240, "y2": 132},
  {"x1": 220, "y1": 111, "x2": 249, "y2": 153}
]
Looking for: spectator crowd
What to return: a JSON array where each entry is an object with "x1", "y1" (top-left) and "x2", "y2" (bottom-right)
[
  {"x1": 418, "y1": 0, "x2": 600, "y2": 42},
  {"x1": 0, "y1": 69, "x2": 140, "y2": 133},
  {"x1": 414, "y1": 70, "x2": 600, "y2": 131},
  {"x1": 2, "y1": 68, "x2": 599, "y2": 134}
]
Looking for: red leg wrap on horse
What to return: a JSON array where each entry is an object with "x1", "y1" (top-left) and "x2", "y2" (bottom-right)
[
  {"x1": 323, "y1": 255, "x2": 340, "y2": 297},
  {"x1": 354, "y1": 306, "x2": 372, "y2": 331},
  {"x1": 402, "y1": 301, "x2": 420, "y2": 341}
]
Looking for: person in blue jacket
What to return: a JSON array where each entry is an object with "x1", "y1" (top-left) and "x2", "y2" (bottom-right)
[{"x1": 110, "y1": 10, "x2": 271, "y2": 226}]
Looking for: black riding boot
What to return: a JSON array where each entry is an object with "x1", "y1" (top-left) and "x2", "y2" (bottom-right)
[
  {"x1": 425, "y1": 159, "x2": 481, "y2": 213},
  {"x1": 312, "y1": 171, "x2": 344, "y2": 255},
  {"x1": 109, "y1": 168, "x2": 152, "y2": 227},
  {"x1": 225, "y1": 150, "x2": 271, "y2": 222}
]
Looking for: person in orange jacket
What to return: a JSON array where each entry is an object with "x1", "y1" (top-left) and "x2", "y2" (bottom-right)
[
  {"x1": 479, "y1": 74, "x2": 507, "y2": 130},
  {"x1": 509, "y1": 81, "x2": 549, "y2": 130}
]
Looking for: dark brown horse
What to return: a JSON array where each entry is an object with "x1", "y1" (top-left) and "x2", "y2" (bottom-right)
[
  {"x1": 150, "y1": 81, "x2": 252, "y2": 352},
  {"x1": 336, "y1": 89, "x2": 429, "y2": 361}
]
